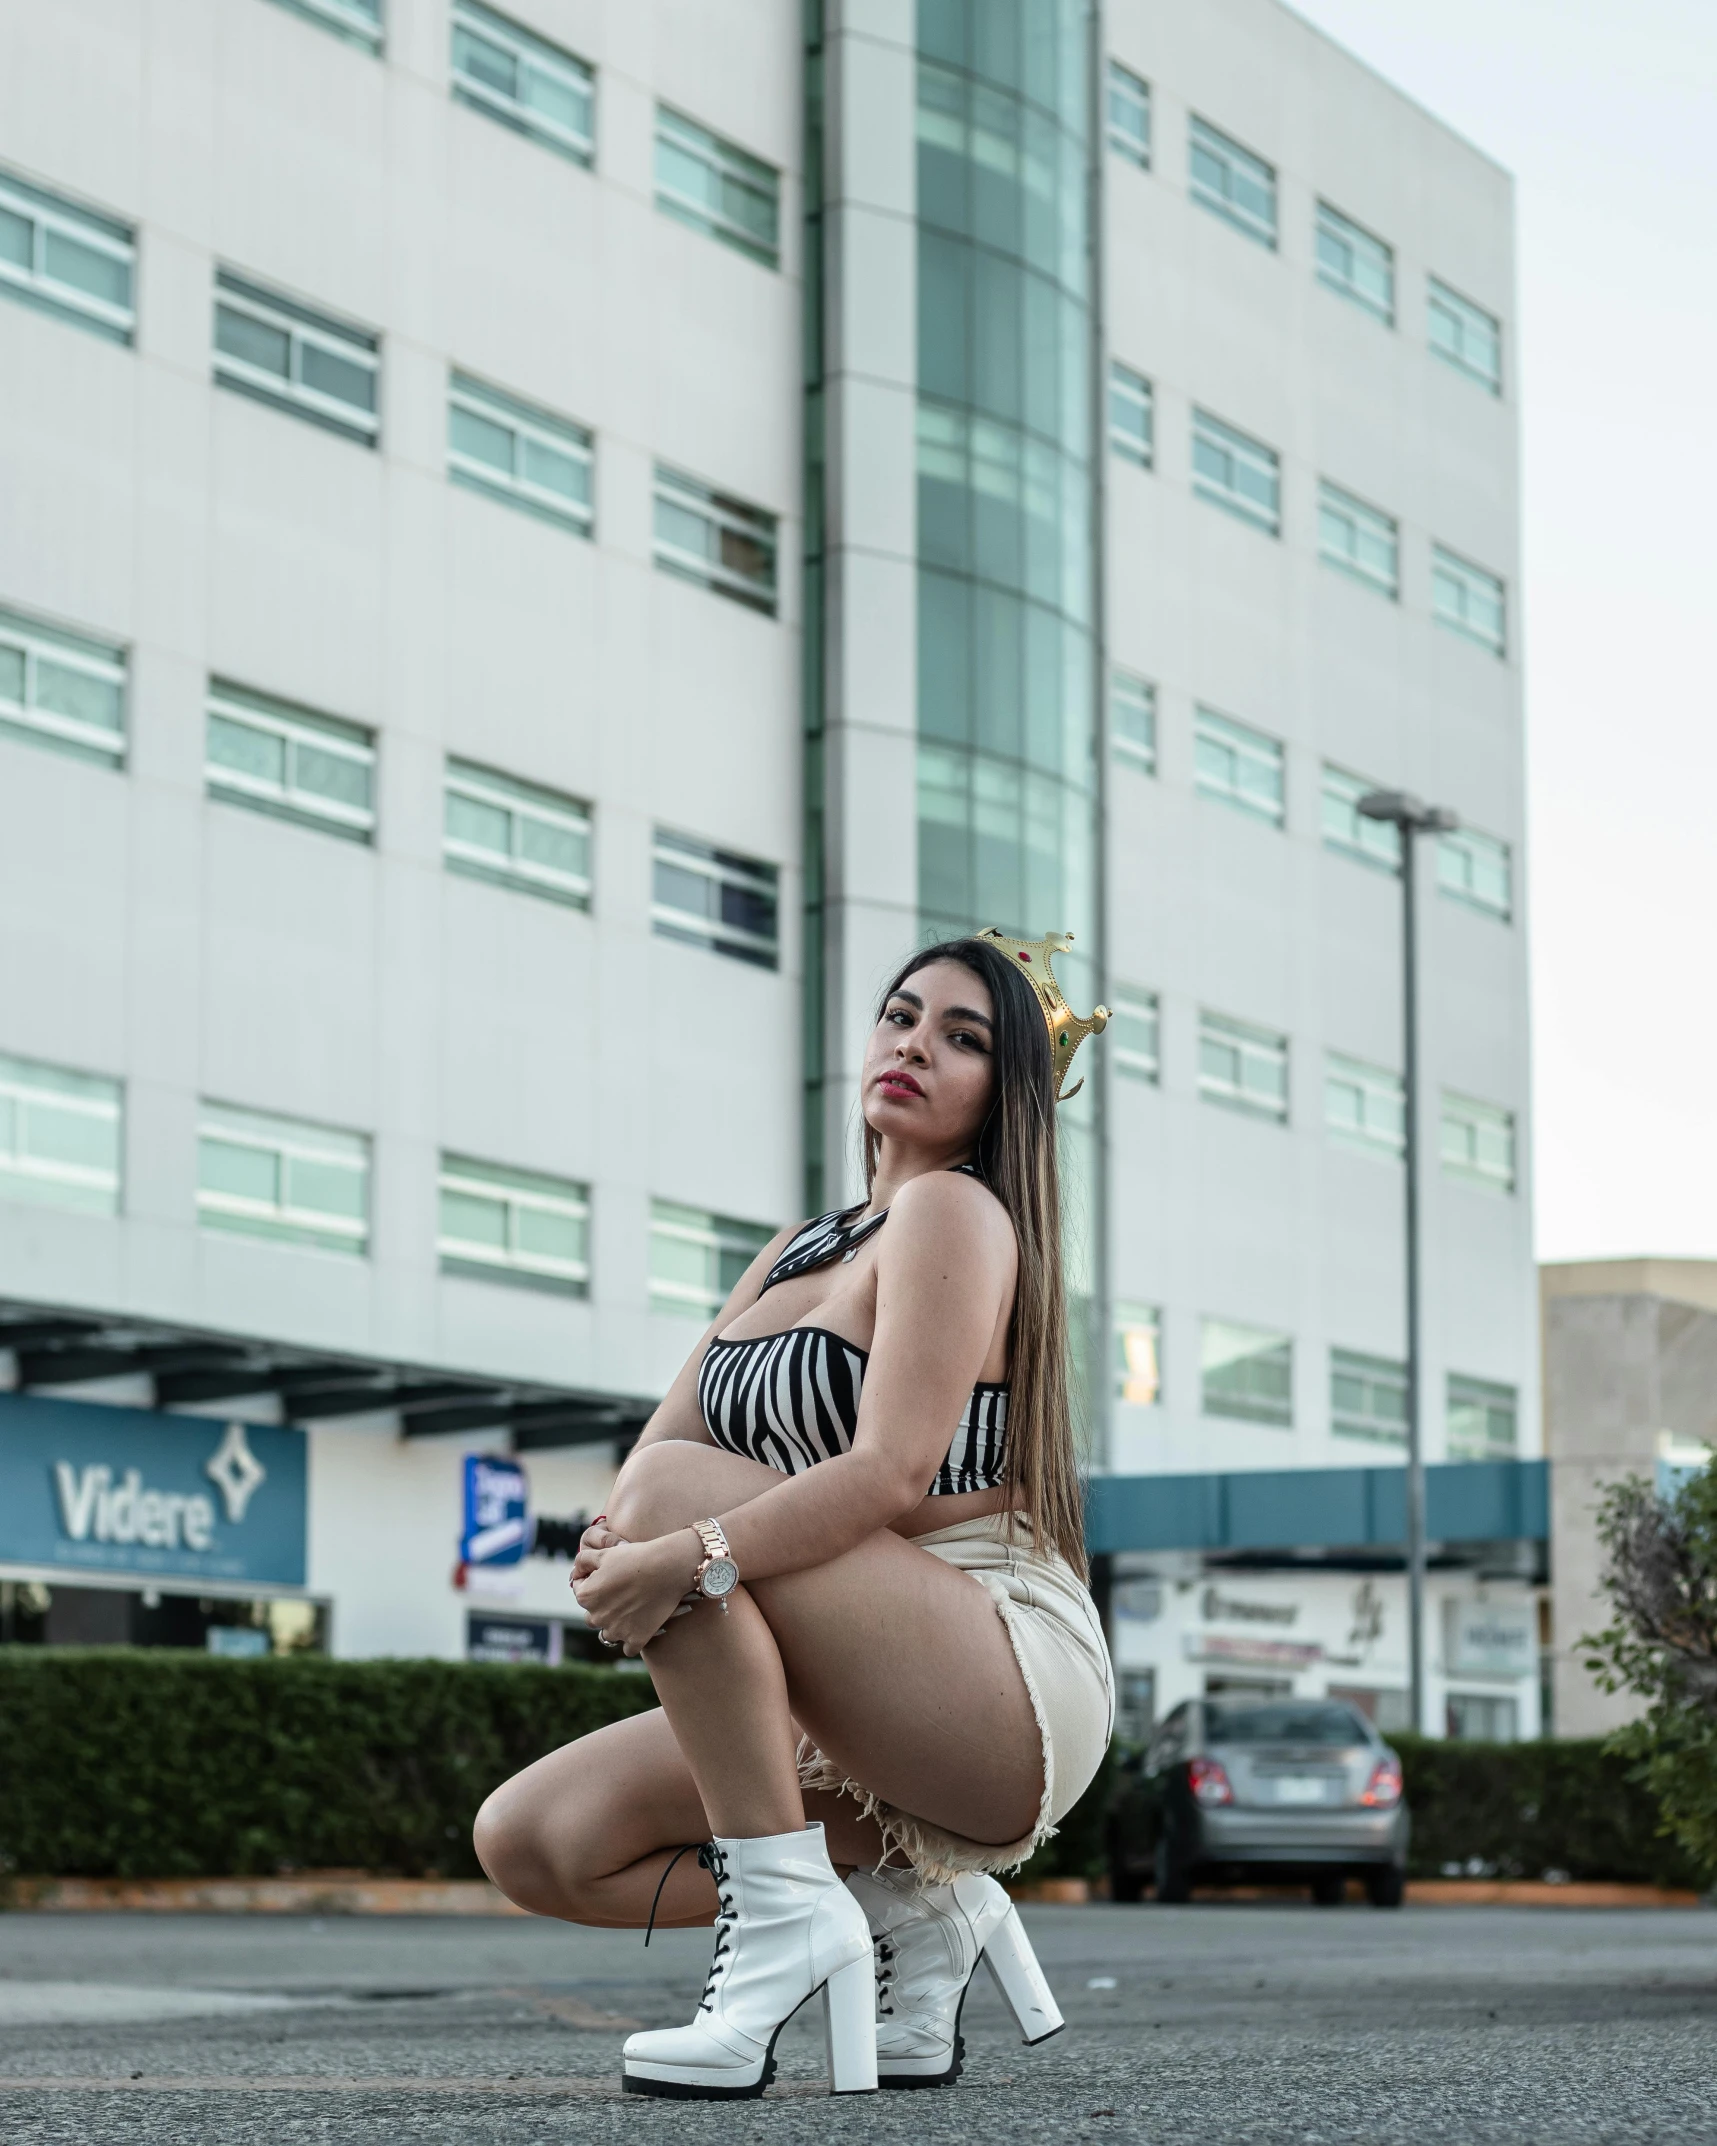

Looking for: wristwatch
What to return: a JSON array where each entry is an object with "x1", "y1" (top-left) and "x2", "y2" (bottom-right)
[{"x1": 693, "y1": 1518, "x2": 739, "y2": 1611}]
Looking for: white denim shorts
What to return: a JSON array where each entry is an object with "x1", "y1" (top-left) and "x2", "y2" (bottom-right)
[{"x1": 795, "y1": 1512, "x2": 1115, "y2": 1885}]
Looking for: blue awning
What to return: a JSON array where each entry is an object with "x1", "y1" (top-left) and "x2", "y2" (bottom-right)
[{"x1": 1086, "y1": 1459, "x2": 1548, "y2": 1556}]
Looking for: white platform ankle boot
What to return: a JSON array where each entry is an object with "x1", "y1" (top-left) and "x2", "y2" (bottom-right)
[
  {"x1": 622, "y1": 1825, "x2": 877, "y2": 2100},
  {"x1": 848, "y1": 1866, "x2": 1065, "y2": 2088}
]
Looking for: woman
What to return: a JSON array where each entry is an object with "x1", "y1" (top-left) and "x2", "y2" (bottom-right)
[{"x1": 473, "y1": 930, "x2": 1115, "y2": 2100}]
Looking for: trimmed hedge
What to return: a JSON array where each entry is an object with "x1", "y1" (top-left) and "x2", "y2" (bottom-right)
[
  {"x1": 1020, "y1": 1733, "x2": 1708, "y2": 1890},
  {"x1": 0, "y1": 1650, "x2": 658, "y2": 1880},
  {"x1": 1389, "y1": 1734, "x2": 1705, "y2": 1888},
  {"x1": 1, "y1": 1652, "x2": 1706, "y2": 1889}
]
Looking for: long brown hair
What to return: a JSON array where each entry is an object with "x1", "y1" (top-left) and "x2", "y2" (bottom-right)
[{"x1": 863, "y1": 937, "x2": 1086, "y2": 1575}]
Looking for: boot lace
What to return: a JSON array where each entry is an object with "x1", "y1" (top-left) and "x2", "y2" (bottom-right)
[
  {"x1": 696, "y1": 1841, "x2": 737, "y2": 2015},
  {"x1": 873, "y1": 1932, "x2": 898, "y2": 2019}
]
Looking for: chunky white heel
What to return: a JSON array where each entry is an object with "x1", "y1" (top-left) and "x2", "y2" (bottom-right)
[
  {"x1": 849, "y1": 1867, "x2": 1065, "y2": 2089},
  {"x1": 822, "y1": 1952, "x2": 882, "y2": 2093},
  {"x1": 982, "y1": 1899, "x2": 1066, "y2": 2043},
  {"x1": 621, "y1": 1825, "x2": 877, "y2": 2100}
]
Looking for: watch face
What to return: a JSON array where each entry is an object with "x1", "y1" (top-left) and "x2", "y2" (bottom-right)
[{"x1": 701, "y1": 1557, "x2": 739, "y2": 1599}]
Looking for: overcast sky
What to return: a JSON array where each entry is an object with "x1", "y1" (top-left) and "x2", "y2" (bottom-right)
[{"x1": 1285, "y1": 0, "x2": 1717, "y2": 1263}]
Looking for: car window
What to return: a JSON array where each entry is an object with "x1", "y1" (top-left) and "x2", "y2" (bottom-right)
[
  {"x1": 1205, "y1": 1701, "x2": 1368, "y2": 1746},
  {"x1": 1145, "y1": 1703, "x2": 1189, "y2": 1771}
]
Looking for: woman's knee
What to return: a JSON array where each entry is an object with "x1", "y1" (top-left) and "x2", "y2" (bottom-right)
[
  {"x1": 472, "y1": 1778, "x2": 556, "y2": 1913},
  {"x1": 606, "y1": 1439, "x2": 708, "y2": 1541}
]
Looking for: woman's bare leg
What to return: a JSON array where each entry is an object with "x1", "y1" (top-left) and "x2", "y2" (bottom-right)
[{"x1": 474, "y1": 1707, "x2": 889, "y2": 1929}]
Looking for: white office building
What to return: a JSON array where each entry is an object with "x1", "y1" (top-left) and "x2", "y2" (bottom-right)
[{"x1": 0, "y1": 0, "x2": 1539, "y2": 1732}]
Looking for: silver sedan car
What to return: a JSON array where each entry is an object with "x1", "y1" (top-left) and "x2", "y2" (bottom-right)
[{"x1": 1111, "y1": 1697, "x2": 1410, "y2": 1906}]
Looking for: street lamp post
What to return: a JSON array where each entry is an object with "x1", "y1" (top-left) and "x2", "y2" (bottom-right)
[{"x1": 1358, "y1": 789, "x2": 1458, "y2": 1739}]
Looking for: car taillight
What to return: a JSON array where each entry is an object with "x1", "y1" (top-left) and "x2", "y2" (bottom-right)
[
  {"x1": 1188, "y1": 1756, "x2": 1234, "y2": 1807},
  {"x1": 1360, "y1": 1755, "x2": 1403, "y2": 1808}
]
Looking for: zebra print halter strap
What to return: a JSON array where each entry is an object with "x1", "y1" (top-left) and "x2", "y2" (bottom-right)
[{"x1": 757, "y1": 1162, "x2": 983, "y2": 1295}]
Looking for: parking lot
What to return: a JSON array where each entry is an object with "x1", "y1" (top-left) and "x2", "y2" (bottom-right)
[{"x1": 1, "y1": 1902, "x2": 1712, "y2": 2144}]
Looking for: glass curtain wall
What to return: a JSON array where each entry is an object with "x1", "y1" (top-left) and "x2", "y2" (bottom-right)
[
  {"x1": 913, "y1": 0, "x2": 1103, "y2": 1408},
  {"x1": 802, "y1": 0, "x2": 828, "y2": 1213}
]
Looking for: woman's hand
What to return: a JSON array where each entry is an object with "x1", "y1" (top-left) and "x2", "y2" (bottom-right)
[
  {"x1": 572, "y1": 1531, "x2": 702, "y2": 1656},
  {"x1": 571, "y1": 1517, "x2": 622, "y2": 1588}
]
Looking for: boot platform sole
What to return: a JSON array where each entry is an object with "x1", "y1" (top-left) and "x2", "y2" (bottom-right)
[{"x1": 622, "y1": 1982, "x2": 878, "y2": 2100}]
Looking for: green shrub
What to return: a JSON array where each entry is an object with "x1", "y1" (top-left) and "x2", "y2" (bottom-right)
[
  {"x1": 0, "y1": 1650, "x2": 658, "y2": 1880},
  {"x1": 1391, "y1": 1734, "x2": 1704, "y2": 1887}
]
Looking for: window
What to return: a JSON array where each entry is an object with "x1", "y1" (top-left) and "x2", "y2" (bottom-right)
[
  {"x1": 439, "y1": 1153, "x2": 590, "y2": 1294},
  {"x1": 1447, "y1": 1374, "x2": 1517, "y2": 1460},
  {"x1": 1106, "y1": 59, "x2": 1151, "y2": 165},
  {"x1": 1318, "y1": 481, "x2": 1398, "y2": 598},
  {"x1": 206, "y1": 682, "x2": 375, "y2": 842},
  {"x1": 1441, "y1": 1092, "x2": 1516, "y2": 1194},
  {"x1": 654, "y1": 106, "x2": 779, "y2": 268},
  {"x1": 214, "y1": 270, "x2": 379, "y2": 445},
  {"x1": 1331, "y1": 1349, "x2": 1407, "y2": 1444},
  {"x1": 1445, "y1": 1692, "x2": 1516, "y2": 1742},
  {"x1": 1438, "y1": 825, "x2": 1512, "y2": 921},
  {"x1": 1110, "y1": 987, "x2": 1160, "y2": 1083},
  {"x1": 0, "y1": 605, "x2": 125, "y2": 768},
  {"x1": 444, "y1": 758, "x2": 591, "y2": 907},
  {"x1": 1110, "y1": 670, "x2": 1156, "y2": 775},
  {"x1": 1326, "y1": 1053, "x2": 1404, "y2": 1160},
  {"x1": 1321, "y1": 765, "x2": 1400, "y2": 872},
  {"x1": 1195, "y1": 707, "x2": 1284, "y2": 825},
  {"x1": 0, "y1": 1052, "x2": 121, "y2": 1216},
  {"x1": 652, "y1": 465, "x2": 777, "y2": 614},
  {"x1": 1188, "y1": 117, "x2": 1276, "y2": 247},
  {"x1": 1315, "y1": 202, "x2": 1393, "y2": 325},
  {"x1": 448, "y1": 371, "x2": 593, "y2": 534},
  {"x1": 1115, "y1": 1302, "x2": 1162, "y2": 1405},
  {"x1": 653, "y1": 828, "x2": 779, "y2": 969},
  {"x1": 1192, "y1": 409, "x2": 1280, "y2": 535},
  {"x1": 1199, "y1": 1012, "x2": 1288, "y2": 1122},
  {"x1": 1108, "y1": 361, "x2": 1153, "y2": 467},
  {"x1": 197, "y1": 1101, "x2": 369, "y2": 1255},
  {"x1": 1202, "y1": 1319, "x2": 1292, "y2": 1426},
  {"x1": 0, "y1": 168, "x2": 134, "y2": 344},
  {"x1": 650, "y1": 1199, "x2": 775, "y2": 1319},
  {"x1": 1429, "y1": 278, "x2": 1502, "y2": 394},
  {"x1": 1432, "y1": 545, "x2": 1506, "y2": 656},
  {"x1": 451, "y1": 0, "x2": 594, "y2": 165},
  {"x1": 265, "y1": 0, "x2": 383, "y2": 52}
]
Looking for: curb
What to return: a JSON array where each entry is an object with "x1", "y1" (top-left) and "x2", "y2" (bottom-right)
[
  {"x1": 1007, "y1": 1877, "x2": 1705, "y2": 1909},
  {"x1": 3, "y1": 1876, "x2": 525, "y2": 1916},
  {"x1": 4, "y1": 1873, "x2": 1706, "y2": 1915}
]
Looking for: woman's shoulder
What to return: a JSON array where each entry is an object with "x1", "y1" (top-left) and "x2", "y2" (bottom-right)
[{"x1": 886, "y1": 1167, "x2": 1013, "y2": 1253}]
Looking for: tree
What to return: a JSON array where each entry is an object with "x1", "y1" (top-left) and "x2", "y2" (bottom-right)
[{"x1": 1583, "y1": 1461, "x2": 1717, "y2": 1884}]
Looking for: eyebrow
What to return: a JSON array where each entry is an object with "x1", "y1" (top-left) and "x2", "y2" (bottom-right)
[{"x1": 889, "y1": 988, "x2": 993, "y2": 1031}]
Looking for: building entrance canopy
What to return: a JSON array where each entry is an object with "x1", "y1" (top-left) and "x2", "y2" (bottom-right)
[{"x1": 1088, "y1": 1460, "x2": 1548, "y2": 1562}]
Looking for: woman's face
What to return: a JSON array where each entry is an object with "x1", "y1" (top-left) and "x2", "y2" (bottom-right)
[{"x1": 862, "y1": 959, "x2": 998, "y2": 1157}]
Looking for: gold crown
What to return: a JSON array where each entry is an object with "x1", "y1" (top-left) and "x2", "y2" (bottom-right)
[{"x1": 976, "y1": 928, "x2": 1110, "y2": 1103}]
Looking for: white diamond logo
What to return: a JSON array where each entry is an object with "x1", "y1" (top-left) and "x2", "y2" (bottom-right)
[{"x1": 205, "y1": 1423, "x2": 267, "y2": 1524}]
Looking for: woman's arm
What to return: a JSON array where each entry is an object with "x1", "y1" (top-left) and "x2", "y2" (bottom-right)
[{"x1": 574, "y1": 1175, "x2": 1014, "y2": 1646}]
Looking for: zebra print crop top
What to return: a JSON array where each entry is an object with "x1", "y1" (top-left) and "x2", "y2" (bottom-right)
[{"x1": 696, "y1": 1186, "x2": 1010, "y2": 1497}]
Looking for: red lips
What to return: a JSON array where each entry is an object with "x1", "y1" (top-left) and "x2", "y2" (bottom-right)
[{"x1": 878, "y1": 1071, "x2": 924, "y2": 1098}]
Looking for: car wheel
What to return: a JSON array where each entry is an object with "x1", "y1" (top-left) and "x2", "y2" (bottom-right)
[
  {"x1": 1310, "y1": 1873, "x2": 1347, "y2": 1906},
  {"x1": 1366, "y1": 1866, "x2": 1406, "y2": 1909},
  {"x1": 1153, "y1": 1837, "x2": 1194, "y2": 1904}
]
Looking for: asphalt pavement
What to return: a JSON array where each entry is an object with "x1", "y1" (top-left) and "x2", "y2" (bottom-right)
[{"x1": 0, "y1": 1902, "x2": 1712, "y2": 2144}]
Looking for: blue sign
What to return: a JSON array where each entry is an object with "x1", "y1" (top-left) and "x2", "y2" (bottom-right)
[
  {"x1": 0, "y1": 1392, "x2": 307, "y2": 1588},
  {"x1": 461, "y1": 1454, "x2": 530, "y2": 1566}
]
